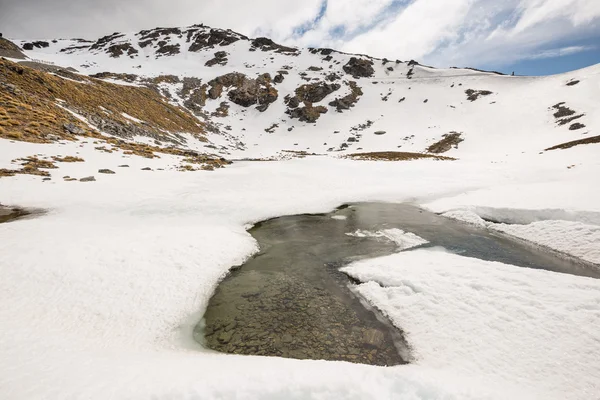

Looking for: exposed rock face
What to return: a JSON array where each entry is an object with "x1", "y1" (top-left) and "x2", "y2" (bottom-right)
[
  {"x1": 63, "y1": 123, "x2": 85, "y2": 135},
  {"x1": 90, "y1": 32, "x2": 125, "y2": 51},
  {"x1": 139, "y1": 27, "x2": 182, "y2": 41},
  {"x1": 205, "y1": 51, "x2": 228, "y2": 67},
  {"x1": 155, "y1": 43, "x2": 180, "y2": 57},
  {"x1": 273, "y1": 74, "x2": 285, "y2": 84},
  {"x1": 427, "y1": 132, "x2": 463, "y2": 153},
  {"x1": 251, "y1": 37, "x2": 298, "y2": 55},
  {"x1": 188, "y1": 28, "x2": 243, "y2": 52},
  {"x1": 284, "y1": 95, "x2": 300, "y2": 109},
  {"x1": 22, "y1": 41, "x2": 49, "y2": 50},
  {"x1": 106, "y1": 43, "x2": 139, "y2": 58},
  {"x1": 212, "y1": 102, "x2": 230, "y2": 117},
  {"x1": 207, "y1": 72, "x2": 278, "y2": 111},
  {"x1": 294, "y1": 82, "x2": 341, "y2": 103},
  {"x1": 343, "y1": 57, "x2": 374, "y2": 78},
  {"x1": 308, "y1": 48, "x2": 334, "y2": 56},
  {"x1": 325, "y1": 73, "x2": 341, "y2": 82},
  {"x1": 329, "y1": 81, "x2": 363, "y2": 112},
  {"x1": 286, "y1": 102, "x2": 328, "y2": 123}
]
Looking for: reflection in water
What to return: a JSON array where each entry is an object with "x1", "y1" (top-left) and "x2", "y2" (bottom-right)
[{"x1": 197, "y1": 203, "x2": 599, "y2": 366}]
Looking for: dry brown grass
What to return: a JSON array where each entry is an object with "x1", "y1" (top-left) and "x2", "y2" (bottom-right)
[
  {"x1": 1, "y1": 155, "x2": 56, "y2": 178},
  {"x1": 0, "y1": 59, "x2": 204, "y2": 144},
  {"x1": 52, "y1": 155, "x2": 85, "y2": 162},
  {"x1": 345, "y1": 151, "x2": 455, "y2": 161}
]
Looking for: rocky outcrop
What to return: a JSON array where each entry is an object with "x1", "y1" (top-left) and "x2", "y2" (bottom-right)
[
  {"x1": 284, "y1": 95, "x2": 300, "y2": 109},
  {"x1": 207, "y1": 72, "x2": 278, "y2": 111},
  {"x1": 106, "y1": 43, "x2": 139, "y2": 58},
  {"x1": 177, "y1": 77, "x2": 208, "y2": 114},
  {"x1": 139, "y1": 27, "x2": 182, "y2": 41},
  {"x1": 155, "y1": 42, "x2": 180, "y2": 57},
  {"x1": 205, "y1": 51, "x2": 228, "y2": 67},
  {"x1": 294, "y1": 82, "x2": 341, "y2": 103},
  {"x1": 188, "y1": 28, "x2": 242, "y2": 52},
  {"x1": 212, "y1": 102, "x2": 230, "y2": 117},
  {"x1": 22, "y1": 41, "x2": 49, "y2": 50},
  {"x1": 427, "y1": 132, "x2": 463, "y2": 153},
  {"x1": 343, "y1": 57, "x2": 374, "y2": 78},
  {"x1": 286, "y1": 102, "x2": 328, "y2": 123},
  {"x1": 329, "y1": 81, "x2": 363, "y2": 112},
  {"x1": 251, "y1": 37, "x2": 298, "y2": 55},
  {"x1": 90, "y1": 33, "x2": 125, "y2": 51}
]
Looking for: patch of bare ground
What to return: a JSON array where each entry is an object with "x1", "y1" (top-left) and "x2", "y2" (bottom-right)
[
  {"x1": 1, "y1": 156, "x2": 57, "y2": 178},
  {"x1": 465, "y1": 89, "x2": 493, "y2": 101},
  {"x1": 51, "y1": 155, "x2": 84, "y2": 162},
  {"x1": 552, "y1": 102, "x2": 576, "y2": 119},
  {"x1": 426, "y1": 132, "x2": 463, "y2": 153},
  {"x1": 345, "y1": 152, "x2": 455, "y2": 161},
  {"x1": 550, "y1": 102, "x2": 587, "y2": 130},
  {"x1": 569, "y1": 122, "x2": 586, "y2": 131},
  {"x1": 180, "y1": 154, "x2": 231, "y2": 171},
  {"x1": 558, "y1": 114, "x2": 584, "y2": 126},
  {"x1": 280, "y1": 150, "x2": 319, "y2": 159},
  {"x1": 545, "y1": 134, "x2": 600, "y2": 151}
]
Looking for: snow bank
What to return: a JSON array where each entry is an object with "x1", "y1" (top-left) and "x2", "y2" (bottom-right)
[
  {"x1": 493, "y1": 220, "x2": 600, "y2": 264},
  {"x1": 440, "y1": 209, "x2": 600, "y2": 265},
  {"x1": 343, "y1": 248, "x2": 600, "y2": 400}
]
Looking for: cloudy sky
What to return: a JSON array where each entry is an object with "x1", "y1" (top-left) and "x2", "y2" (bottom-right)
[{"x1": 2, "y1": 0, "x2": 599, "y2": 75}]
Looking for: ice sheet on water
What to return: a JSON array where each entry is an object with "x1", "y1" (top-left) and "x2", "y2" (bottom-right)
[{"x1": 346, "y1": 228, "x2": 429, "y2": 250}]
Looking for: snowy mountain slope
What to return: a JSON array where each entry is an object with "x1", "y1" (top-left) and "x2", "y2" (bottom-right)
[{"x1": 9, "y1": 24, "x2": 599, "y2": 159}]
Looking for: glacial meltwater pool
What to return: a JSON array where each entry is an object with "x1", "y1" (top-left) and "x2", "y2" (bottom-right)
[{"x1": 195, "y1": 203, "x2": 599, "y2": 366}]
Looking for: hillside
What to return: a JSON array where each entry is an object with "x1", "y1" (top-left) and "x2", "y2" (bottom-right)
[{"x1": 2, "y1": 24, "x2": 597, "y2": 161}]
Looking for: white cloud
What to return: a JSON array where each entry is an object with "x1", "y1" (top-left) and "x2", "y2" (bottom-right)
[
  {"x1": 523, "y1": 45, "x2": 596, "y2": 60},
  {"x1": 1, "y1": 0, "x2": 599, "y2": 69}
]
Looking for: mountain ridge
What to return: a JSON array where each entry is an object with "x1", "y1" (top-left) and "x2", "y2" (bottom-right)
[{"x1": 0, "y1": 23, "x2": 598, "y2": 164}]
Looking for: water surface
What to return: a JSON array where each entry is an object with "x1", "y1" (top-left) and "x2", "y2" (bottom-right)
[{"x1": 197, "y1": 203, "x2": 599, "y2": 365}]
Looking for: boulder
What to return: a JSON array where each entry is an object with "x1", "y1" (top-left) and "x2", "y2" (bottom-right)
[{"x1": 63, "y1": 123, "x2": 85, "y2": 135}]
